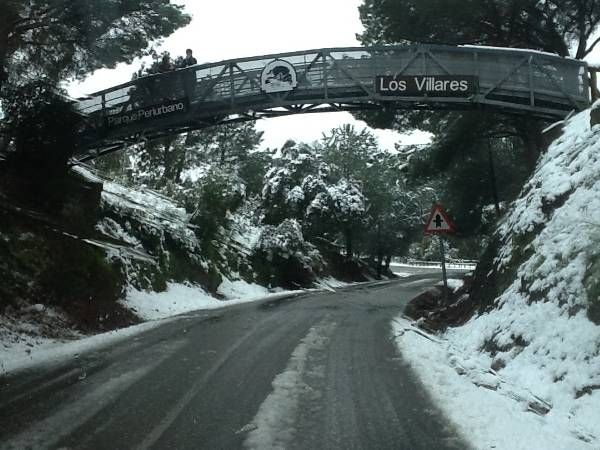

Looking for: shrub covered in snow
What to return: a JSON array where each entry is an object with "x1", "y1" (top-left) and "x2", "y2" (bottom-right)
[{"x1": 253, "y1": 219, "x2": 324, "y2": 288}]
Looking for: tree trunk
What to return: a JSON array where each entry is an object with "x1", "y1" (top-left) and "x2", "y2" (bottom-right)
[
  {"x1": 345, "y1": 227, "x2": 353, "y2": 261},
  {"x1": 517, "y1": 119, "x2": 544, "y2": 170},
  {"x1": 173, "y1": 148, "x2": 187, "y2": 182},
  {"x1": 575, "y1": 6, "x2": 588, "y2": 60},
  {"x1": 487, "y1": 139, "x2": 501, "y2": 217},
  {"x1": 384, "y1": 254, "x2": 392, "y2": 271},
  {"x1": 376, "y1": 251, "x2": 383, "y2": 278}
]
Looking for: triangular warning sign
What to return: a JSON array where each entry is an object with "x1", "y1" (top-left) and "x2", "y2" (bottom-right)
[{"x1": 424, "y1": 204, "x2": 456, "y2": 234}]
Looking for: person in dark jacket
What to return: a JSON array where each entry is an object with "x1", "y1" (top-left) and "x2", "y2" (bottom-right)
[
  {"x1": 182, "y1": 49, "x2": 197, "y2": 67},
  {"x1": 158, "y1": 52, "x2": 174, "y2": 73}
]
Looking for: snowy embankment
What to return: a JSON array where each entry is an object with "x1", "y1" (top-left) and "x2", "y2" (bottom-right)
[
  {"x1": 124, "y1": 279, "x2": 270, "y2": 321},
  {"x1": 1, "y1": 169, "x2": 351, "y2": 377},
  {"x1": 393, "y1": 106, "x2": 600, "y2": 449}
]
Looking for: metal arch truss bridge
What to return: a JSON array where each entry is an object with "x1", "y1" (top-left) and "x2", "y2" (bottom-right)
[{"x1": 75, "y1": 44, "x2": 591, "y2": 161}]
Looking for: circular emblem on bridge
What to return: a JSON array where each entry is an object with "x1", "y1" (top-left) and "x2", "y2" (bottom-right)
[{"x1": 260, "y1": 59, "x2": 298, "y2": 93}]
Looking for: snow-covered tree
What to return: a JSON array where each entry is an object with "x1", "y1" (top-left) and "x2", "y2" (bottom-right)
[
  {"x1": 306, "y1": 178, "x2": 366, "y2": 260},
  {"x1": 321, "y1": 124, "x2": 378, "y2": 181},
  {"x1": 253, "y1": 218, "x2": 324, "y2": 287},
  {"x1": 261, "y1": 141, "x2": 323, "y2": 224}
]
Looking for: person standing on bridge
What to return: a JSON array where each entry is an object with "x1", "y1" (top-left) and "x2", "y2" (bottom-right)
[
  {"x1": 158, "y1": 52, "x2": 175, "y2": 73},
  {"x1": 182, "y1": 49, "x2": 197, "y2": 67}
]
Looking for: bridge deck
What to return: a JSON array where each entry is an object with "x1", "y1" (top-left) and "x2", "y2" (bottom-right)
[{"x1": 75, "y1": 44, "x2": 591, "y2": 159}]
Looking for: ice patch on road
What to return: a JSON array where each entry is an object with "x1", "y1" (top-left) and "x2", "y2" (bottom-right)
[
  {"x1": 243, "y1": 319, "x2": 337, "y2": 449},
  {"x1": 393, "y1": 272, "x2": 412, "y2": 278}
]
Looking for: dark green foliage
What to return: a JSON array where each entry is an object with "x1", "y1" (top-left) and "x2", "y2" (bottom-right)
[
  {"x1": 0, "y1": 209, "x2": 136, "y2": 331},
  {"x1": 359, "y1": 0, "x2": 600, "y2": 58},
  {"x1": 321, "y1": 124, "x2": 377, "y2": 180},
  {"x1": 2, "y1": 81, "x2": 81, "y2": 174},
  {"x1": 187, "y1": 169, "x2": 245, "y2": 245},
  {"x1": 121, "y1": 123, "x2": 264, "y2": 191},
  {"x1": 1, "y1": 0, "x2": 190, "y2": 92},
  {"x1": 361, "y1": 151, "x2": 426, "y2": 274},
  {"x1": 0, "y1": 0, "x2": 190, "y2": 183},
  {"x1": 238, "y1": 149, "x2": 274, "y2": 197},
  {"x1": 405, "y1": 114, "x2": 531, "y2": 235},
  {"x1": 191, "y1": 122, "x2": 265, "y2": 169}
]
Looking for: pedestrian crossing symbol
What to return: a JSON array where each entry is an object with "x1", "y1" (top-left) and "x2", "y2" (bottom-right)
[{"x1": 424, "y1": 204, "x2": 456, "y2": 234}]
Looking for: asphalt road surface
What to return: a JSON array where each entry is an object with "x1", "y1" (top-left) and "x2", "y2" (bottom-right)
[{"x1": 0, "y1": 272, "x2": 468, "y2": 450}]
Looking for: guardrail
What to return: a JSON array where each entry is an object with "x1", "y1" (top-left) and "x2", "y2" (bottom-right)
[{"x1": 391, "y1": 259, "x2": 478, "y2": 269}]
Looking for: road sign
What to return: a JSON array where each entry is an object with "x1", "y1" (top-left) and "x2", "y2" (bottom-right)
[{"x1": 424, "y1": 204, "x2": 456, "y2": 234}]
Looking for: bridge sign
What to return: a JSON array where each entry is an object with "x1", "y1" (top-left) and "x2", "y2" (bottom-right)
[
  {"x1": 424, "y1": 204, "x2": 456, "y2": 234},
  {"x1": 261, "y1": 59, "x2": 298, "y2": 93},
  {"x1": 106, "y1": 98, "x2": 188, "y2": 129},
  {"x1": 376, "y1": 75, "x2": 477, "y2": 97}
]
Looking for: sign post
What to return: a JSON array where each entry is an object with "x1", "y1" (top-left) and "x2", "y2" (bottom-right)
[
  {"x1": 424, "y1": 204, "x2": 457, "y2": 303},
  {"x1": 439, "y1": 236, "x2": 448, "y2": 298}
]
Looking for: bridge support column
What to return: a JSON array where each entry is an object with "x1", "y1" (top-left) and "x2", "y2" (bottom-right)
[{"x1": 487, "y1": 140, "x2": 501, "y2": 217}]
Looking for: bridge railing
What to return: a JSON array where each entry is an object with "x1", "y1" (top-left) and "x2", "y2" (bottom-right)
[{"x1": 75, "y1": 44, "x2": 590, "y2": 153}]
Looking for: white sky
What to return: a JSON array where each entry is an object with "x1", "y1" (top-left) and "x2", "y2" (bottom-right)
[
  {"x1": 68, "y1": 0, "x2": 431, "y2": 151},
  {"x1": 69, "y1": 1, "x2": 600, "y2": 150}
]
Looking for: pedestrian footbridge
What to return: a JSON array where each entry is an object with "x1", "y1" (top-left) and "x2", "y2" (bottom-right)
[{"x1": 75, "y1": 44, "x2": 591, "y2": 160}]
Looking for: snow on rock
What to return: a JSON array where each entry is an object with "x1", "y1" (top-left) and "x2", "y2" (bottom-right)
[
  {"x1": 393, "y1": 106, "x2": 600, "y2": 449},
  {"x1": 218, "y1": 277, "x2": 270, "y2": 300},
  {"x1": 438, "y1": 278, "x2": 464, "y2": 292},
  {"x1": 123, "y1": 283, "x2": 224, "y2": 321}
]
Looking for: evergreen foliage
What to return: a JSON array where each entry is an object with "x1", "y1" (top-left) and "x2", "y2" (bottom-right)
[
  {"x1": 0, "y1": 0, "x2": 190, "y2": 94},
  {"x1": 359, "y1": 0, "x2": 600, "y2": 58},
  {"x1": 0, "y1": 0, "x2": 190, "y2": 186},
  {"x1": 355, "y1": 0, "x2": 600, "y2": 237}
]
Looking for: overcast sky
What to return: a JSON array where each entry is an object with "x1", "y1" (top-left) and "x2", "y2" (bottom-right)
[{"x1": 69, "y1": 0, "x2": 600, "y2": 150}]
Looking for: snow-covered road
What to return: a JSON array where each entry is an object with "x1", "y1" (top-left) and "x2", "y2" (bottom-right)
[{"x1": 0, "y1": 274, "x2": 466, "y2": 450}]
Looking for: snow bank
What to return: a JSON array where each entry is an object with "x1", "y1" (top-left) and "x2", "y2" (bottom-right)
[
  {"x1": 438, "y1": 278, "x2": 464, "y2": 292},
  {"x1": 122, "y1": 280, "x2": 306, "y2": 322},
  {"x1": 0, "y1": 318, "x2": 166, "y2": 376},
  {"x1": 393, "y1": 318, "x2": 595, "y2": 450},
  {"x1": 123, "y1": 283, "x2": 224, "y2": 321},
  {"x1": 218, "y1": 277, "x2": 270, "y2": 299},
  {"x1": 2, "y1": 284, "x2": 309, "y2": 376},
  {"x1": 393, "y1": 105, "x2": 600, "y2": 449}
]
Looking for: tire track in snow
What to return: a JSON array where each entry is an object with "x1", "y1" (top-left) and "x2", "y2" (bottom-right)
[{"x1": 243, "y1": 318, "x2": 337, "y2": 450}]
